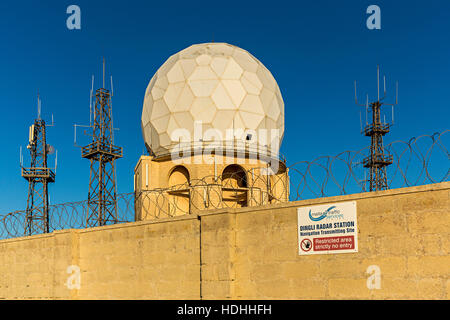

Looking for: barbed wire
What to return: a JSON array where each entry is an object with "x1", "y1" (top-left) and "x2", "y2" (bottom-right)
[
  {"x1": 287, "y1": 130, "x2": 449, "y2": 199},
  {"x1": 0, "y1": 130, "x2": 448, "y2": 239}
]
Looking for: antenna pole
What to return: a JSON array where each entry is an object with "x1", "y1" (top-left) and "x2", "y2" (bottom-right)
[
  {"x1": 22, "y1": 95, "x2": 55, "y2": 236},
  {"x1": 81, "y1": 60, "x2": 123, "y2": 227},
  {"x1": 359, "y1": 110, "x2": 362, "y2": 133},
  {"x1": 103, "y1": 57, "x2": 105, "y2": 89},
  {"x1": 396, "y1": 81, "x2": 398, "y2": 104},
  {"x1": 377, "y1": 65, "x2": 380, "y2": 101},
  {"x1": 392, "y1": 105, "x2": 395, "y2": 125},
  {"x1": 90, "y1": 75, "x2": 94, "y2": 126},
  {"x1": 365, "y1": 94, "x2": 368, "y2": 125},
  {"x1": 37, "y1": 93, "x2": 41, "y2": 120},
  {"x1": 355, "y1": 65, "x2": 398, "y2": 192},
  {"x1": 111, "y1": 76, "x2": 114, "y2": 97}
]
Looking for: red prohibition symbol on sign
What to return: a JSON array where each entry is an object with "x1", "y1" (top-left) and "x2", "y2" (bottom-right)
[{"x1": 300, "y1": 238, "x2": 312, "y2": 252}]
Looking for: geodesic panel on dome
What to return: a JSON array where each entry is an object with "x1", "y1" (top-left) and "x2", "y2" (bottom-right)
[{"x1": 141, "y1": 42, "x2": 284, "y2": 157}]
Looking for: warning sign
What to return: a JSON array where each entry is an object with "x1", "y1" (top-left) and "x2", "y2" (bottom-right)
[
  {"x1": 300, "y1": 238, "x2": 313, "y2": 252},
  {"x1": 297, "y1": 201, "x2": 358, "y2": 255},
  {"x1": 313, "y1": 236, "x2": 355, "y2": 251}
]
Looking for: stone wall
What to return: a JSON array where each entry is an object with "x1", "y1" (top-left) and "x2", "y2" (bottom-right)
[{"x1": 0, "y1": 182, "x2": 448, "y2": 299}]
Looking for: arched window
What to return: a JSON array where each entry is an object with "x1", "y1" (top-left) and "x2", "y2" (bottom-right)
[
  {"x1": 167, "y1": 166, "x2": 190, "y2": 216},
  {"x1": 222, "y1": 164, "x2": 247, "y2": 188},
  {"x1": 168, "y1": 165, "x2": 190, "y2": 187},
  {"x1": 221, "y1": 164, "x2": 248, "y2": 207}
]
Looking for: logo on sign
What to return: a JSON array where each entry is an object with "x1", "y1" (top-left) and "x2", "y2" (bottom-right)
[{"x1": 308, "y1": 206, "x2": 339, "y2": 221}]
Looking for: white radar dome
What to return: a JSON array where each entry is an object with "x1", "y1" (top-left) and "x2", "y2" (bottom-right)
[{"x1": 141, "y1": 42, "x2": 284, "y2": 157}]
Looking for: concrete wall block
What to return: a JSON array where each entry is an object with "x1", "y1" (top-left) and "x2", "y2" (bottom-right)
[{"x1": 0, "y1": 182, "x2": 448, "y2": 300}]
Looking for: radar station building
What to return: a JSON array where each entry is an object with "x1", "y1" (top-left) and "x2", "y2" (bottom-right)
[{"x1": 134, "y1": 43, "x2": 289, "y2": 220}]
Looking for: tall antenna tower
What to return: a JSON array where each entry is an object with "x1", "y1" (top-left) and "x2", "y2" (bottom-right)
[
  {"x1": 77, "y1": 58, "x2": 123, "y2": 227},
  {"x1": 21, "y1": 94, "x2": 56, "y2": 235},
  {"x1": 354, "y1": 65, "x2": 398, "y2": 191}
]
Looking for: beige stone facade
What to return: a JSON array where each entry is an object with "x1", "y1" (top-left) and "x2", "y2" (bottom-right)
[
  {"x1": 0, "y1": 182, "x2": 448, "y2": 299},
  {"x1": 133, "y1": 153, "x2": 289, "y2": 220}
]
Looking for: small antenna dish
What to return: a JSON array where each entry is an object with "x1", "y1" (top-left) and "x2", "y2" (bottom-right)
[{"x1": 46, "y1": 144, "x2": 55, "y2": 155}]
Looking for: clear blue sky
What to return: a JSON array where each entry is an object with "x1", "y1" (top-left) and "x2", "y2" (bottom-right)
[{"x1": 0, "y1": 0, "x2": 449, "y2": 213}]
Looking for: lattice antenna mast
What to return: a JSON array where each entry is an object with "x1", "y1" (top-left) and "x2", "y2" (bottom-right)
[
  {"x1": 21, "y1": 94, "x2": 56, "y2": 235},
  {"x1": 79, "y1": 58, "x2": 123, "y2": 227},
  {"x1": 354, "y1": 65, "x2": 398, "y2": 191}
]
